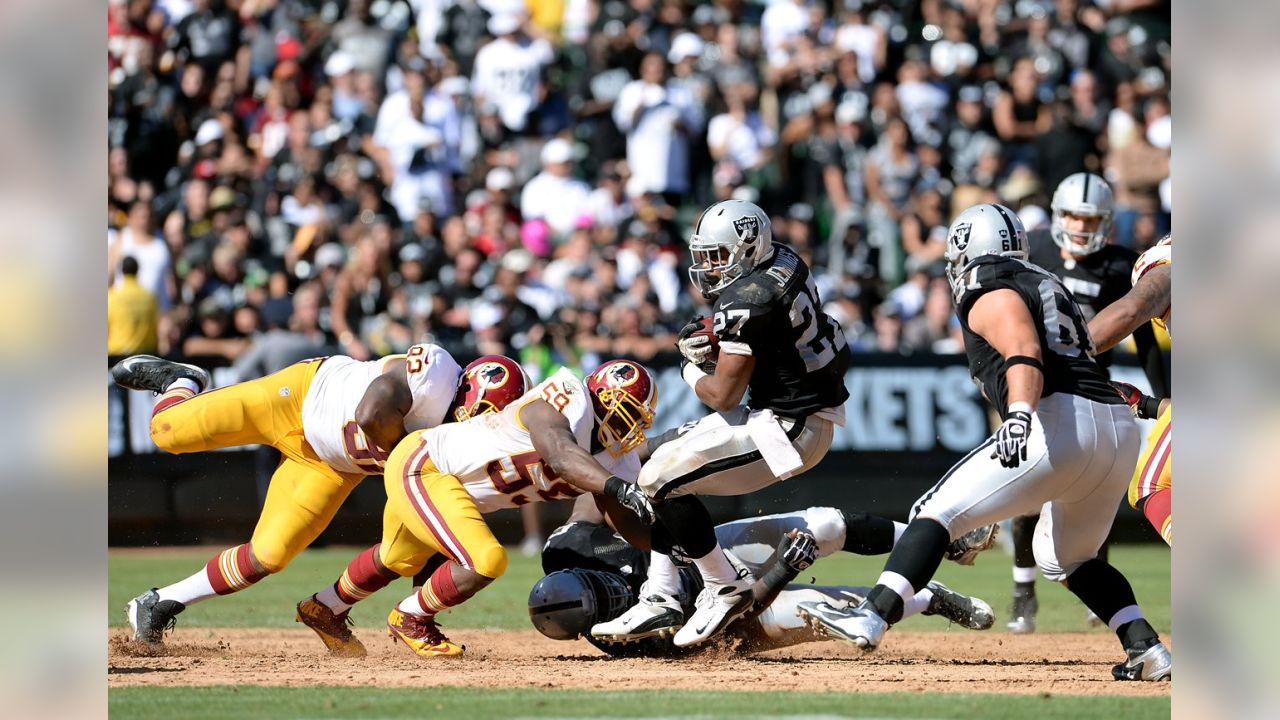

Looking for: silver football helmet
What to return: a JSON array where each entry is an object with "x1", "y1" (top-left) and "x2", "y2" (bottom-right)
[
  {"x1": 945, "y1": 203, "x2": 1028, "y2": 299},
  {"x1": 687, "y1": 199, "x2": 775, "y2": 298},
  {"x1": 1050, "y1": 172, "x2": 1114, "y2": 256},
  {"x1": 528, "y1": 569, "x2": 636, "y2": 640}
]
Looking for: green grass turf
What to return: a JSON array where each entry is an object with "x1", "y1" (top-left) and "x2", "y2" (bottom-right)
[
  {"x1": 108, "y1": 686, "x2": 1171, "y2": 720},
  {"x1": 108, "y1": 543, "x2": 1169, "y2": 634}
]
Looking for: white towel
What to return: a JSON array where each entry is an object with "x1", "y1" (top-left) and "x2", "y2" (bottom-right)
[{"x1": 746, "y1": 409, "x2": 804, "y2": 481}]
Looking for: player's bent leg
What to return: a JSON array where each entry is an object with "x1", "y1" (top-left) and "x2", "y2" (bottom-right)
[
  {"x1": 298, "y1": 542, "x2": 402, "y2": 658},
  {"x1": 1008, "y1": 514, "x2": 1040, "y2": 634},
  {"x1": 1139, "y1": 488, "x2": 1172, "y2": 545}
]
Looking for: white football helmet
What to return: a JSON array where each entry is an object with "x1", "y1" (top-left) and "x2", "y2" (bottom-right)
[
  {"x1": 1050, "y1": 172, "x2": 1114, "y2": 256},
  {"x1": 944, "y1": 203, "x2": 1028, "y2": 299},
  {"x1": 687, "y1": 199, "x2": 775, "y2": 298}
]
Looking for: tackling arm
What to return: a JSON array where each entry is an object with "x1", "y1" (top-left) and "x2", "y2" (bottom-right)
[
  {"x1": 967, "y1": 289, "x2": 1045, "y2": 410},
  {"x1": 1088, "y1": 264, "x2": 1171, "y2": 354},
  {"x1": 354, "y1": 359, "x2": 413, "y2": 453},
  {"x1": 523, "y1": 399, "x2": 614, "y2": 495}
]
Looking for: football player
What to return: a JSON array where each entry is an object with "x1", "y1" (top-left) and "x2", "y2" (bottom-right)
[
  {"x1": 1006, "y1": 173, "x2": 1170, "y2": 633},
  {"x1": 1090, "y1": 235, "x2": 1173, "y2": 546},
  {"x1": 297, "y1": 359, "x2": 661, "y2": 658},
  {"x1": 529, "y1": 495, "x2": 996, "y2": 657},
  {"x1": 592, "y1": 199, "x2": 853, "y2": 648},
  {"x1": 110, "y1": 347, "x2": 502, "y2": 645},
  {"x1": 796, "y1": 205, "x2": 1171, "y2": 682}
]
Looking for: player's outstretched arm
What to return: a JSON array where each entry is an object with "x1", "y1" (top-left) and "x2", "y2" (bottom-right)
[
  {"x1": 354, "y1": 359, "x2": 413, "y2": 453},
  {"x1": 1088, "y1": 264, "x2": 1171, "y2": 354}
]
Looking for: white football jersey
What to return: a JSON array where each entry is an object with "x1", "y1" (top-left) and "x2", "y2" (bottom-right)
[
  {"x1": 302, "y1": 344, "x2": 462, "y2": 476},
  {"x1": 418, "y1": 367, "x2": 640, "y2": 512}
]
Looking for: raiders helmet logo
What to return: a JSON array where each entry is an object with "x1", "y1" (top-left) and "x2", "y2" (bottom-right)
[
  {"x1": 949, "y1": 223, "x2": 972, "y2": 252},
  {"x1": 733, "y1": 215, "x2": 760, "y2": 242}
]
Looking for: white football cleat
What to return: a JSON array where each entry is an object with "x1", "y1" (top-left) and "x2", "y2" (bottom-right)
[
  {"x1": 671, "y1": 577, "x2": 754, "y2": 648},
  {"x1": 590, "y1": 583, "x2": 684, "y2": 643},
  {"x1": 797, "y1": 599, "x2": 889, "y2": 650}
]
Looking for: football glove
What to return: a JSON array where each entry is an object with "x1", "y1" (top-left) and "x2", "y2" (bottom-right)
[
  {"x1": 1110, "y1": 381, "x2": 1162, "y2": 420},
  {"x1": 990, "y1": 409, "x2": 1033, "y2": 469},
  {"x1": 778, "y1": 529, "x2": 818, "y2": 572},
  {"x1": 604, "y1": 475, "x2": 654, "y2": 525}
]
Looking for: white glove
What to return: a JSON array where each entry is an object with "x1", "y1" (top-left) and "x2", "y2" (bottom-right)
[
  {"x1": 678, "y1": 333, "x2": 711, "y2": 365},
  {"x1": 990, "y1": 408, "x2": 1033, "y2": 469}
]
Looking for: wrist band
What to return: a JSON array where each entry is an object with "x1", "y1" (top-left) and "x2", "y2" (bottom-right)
[
  {"x1": 1005, "y1": 355, "x2": 1043, "y2": 372},
  {"x1": 682, "y1": 362, "x2": 707, "y2": 390},
  {"x1": 1138, "y1": 395, "x2": 1162, "y2": 420},
  {"x1": 1007, "y1": 401, "x2": 1034, "y2": 416}
]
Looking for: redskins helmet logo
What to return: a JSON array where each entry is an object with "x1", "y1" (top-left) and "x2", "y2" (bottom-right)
[
  {"x1": 949, "y1": 223, "x2": 972, "y2": 252},
  {"x1": 733, "y1": 215, "x2": 760, "y2": 242},
  {"x1": 596, "y1": 361, "x2": 639, "y2": 389},
  {"x1": 474, "y1": 362, "x2": 511, "y2": 389}
]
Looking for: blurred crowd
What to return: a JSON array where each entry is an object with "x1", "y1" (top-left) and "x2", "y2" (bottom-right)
[{"x1": 107, "y1": 0, "x2": 1171, "y2": 377}]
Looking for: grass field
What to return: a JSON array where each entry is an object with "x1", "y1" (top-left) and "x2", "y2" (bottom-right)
[{"x1": 108, "y1": 544, "x2": 1171, "y2": 719}]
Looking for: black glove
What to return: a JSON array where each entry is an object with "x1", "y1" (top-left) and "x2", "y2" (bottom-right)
[
  {"x1": 1110, "y1": 381, "x2": 1162, "y2": 420},
  {"x1": 778, "y1": 529, "x2": 818, "y2": 572},
  {"x1": 677, "y1": 318, "x2": 706, "y2": 342},
  {"x1": 990, "y1": 409, "x2": 1033, "y2": 469},
  {"x1": 603, "y1": 475, "x2": 654, "y2": 525}
]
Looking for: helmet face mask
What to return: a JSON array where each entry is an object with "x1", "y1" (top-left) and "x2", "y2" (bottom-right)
[
  {"x1": 687, "y1": 200, "x2": 774, "y2": 298},
  {"x1": 1050, "y1": 172, "x2": 1114, "y2": 257},
  {"x1": 586, "y1": 360, "x2": 658, "y2": 457},
  {"x1": 451, "y1": 355, "x2": 529, "y2": 422},
  {"x1": 945, "y1": 203, "x2": 1029, "y2": 300},
  {"x1": 528, "y1": 569, "x2": 636, "y2": 640}
]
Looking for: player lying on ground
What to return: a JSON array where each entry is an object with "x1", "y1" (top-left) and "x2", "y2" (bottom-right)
[
  {"x1": 528, "y1": 496, "x2": 996, "y2": 657},
  {"x1": 795, "y1": 204, "x2": 1172, "y2": 682},
  {"x1": 111, "y1": 345, "x2": 507, "y2": 644},
  {"x1": 1090, "y1": 234, "x2": 1173, "y2": 546},
  {"x1": 595, "y1": 199, "x2": 855, "y2": 650},
  {"x1": 1007, "y1": 172, "x2": 1169, "y2": 633},
  {"x1": 296, "y1": 360, "x2": 661, "y2": 658}
]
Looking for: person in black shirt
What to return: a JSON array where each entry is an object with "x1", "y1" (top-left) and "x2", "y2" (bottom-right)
[
  {"x1": 1007, "y1": 172, "x2": 1168, "y2": 633},
  {"x1": 797, "y1": 204, "x2": 1171, "y2": 682},
  {"x1": 591, "y1": 199, "x2": 852, "y2": 649}
]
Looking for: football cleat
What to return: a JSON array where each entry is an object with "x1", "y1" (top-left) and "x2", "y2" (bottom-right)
[
  {"x1": 386, "y1": 608, "x2": 464, "y2": 658},
  {"x1": 590, "y1": 583, "x2": 684, "y2": 643},
  {"x1": 921, "y1": 581, "x2": 994, "y2": 630},
  {"x1": 1112, "y1": 642, "x2": 1172, "y2": 681},
  {"x1": 111, "y1": 355, "x2": 210, "y2": 395},
  {"x1": 296, "y1": 595, "x2": 367, "y2": 658},
  {"x1": 797, "y1": 599, "x2": 888, "y2": 650},
  {"x1": 945, "y1": 524, "x2": 1000, "y2": 565},
  {"x1": 125, "y1": 589, "x2": 184, "y2": 644},
  {"x1": 1007, "y1": 588, "x2": 1038, "y2": 634},
  {"x1": 672, "y1": 576, "x2": 754, "y2": 648}
]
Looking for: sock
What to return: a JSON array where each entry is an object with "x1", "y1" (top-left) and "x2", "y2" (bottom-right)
[
  {"x1": 412, "y1": 553, "x2": 449, "y2": 590},
  {"x1": 156, "y1": 567, "x2": 218, "y2": 607},
  {"x1": 838, "y1": 511, "x2": 900, "y2": 555},
  {"x1": 1063, "y1": 558, "x2": 1150, "y2": 645},
  {"x1": 646, "y1": 552, "x2": 681, "y2": 597},
  {"x1": 867, "y1": 571, "x2": 915, "y2": 623},
  {"x1": 153, "y1": 380, "x2": 199, "y2": 415},
  {"x1": 902, "y1": 586, "x2": 932, "y2": 619},
  {"x1": 867, "y1": 519, "x2": 951, "y2": 623},
  {"x1": 1012, "y1": 565, "x2": 1037, "y2": 587},
  {"x1": 317, "y1": 545, "x2": 399, "y2": 613},
  {"x1": 1116, "y1": 615, "x2": 1160, "y2": 652},
  {"x1": 399, "y1": 562, "x2": 473, "y2": 616},
  {"x1": 204, "y1": 544, "x2": 271, "y2": 596},
  {"x1": 1140, "y1": 489, "x2": 1172, "y2": 545},
  {"x1": 692, "y1": 545, "x2": 740, "y2": 586},
  {"x1": 1012, "y1": 514, "x2": 1038, "y2": 569},
  {"x1": 652, "y1": 495, "x2": 718, "y2": 558}
]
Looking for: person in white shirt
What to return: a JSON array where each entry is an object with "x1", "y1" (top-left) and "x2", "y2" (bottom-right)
[
  {"x1": 471, "y1": 12, "x2": 554, "y2": 136},
  {"x1": 374, "y1": 60, "x2": 462, "y2": 221},
  {"x1": 520, "y1": 138, "x2": 593, "y2": 239},
  {"x1": 762, "y1": 0, "x2": 811, "y2": 69},
  {"x1": 108, "y1": 201, "x2": 172, "y2": 311},
  {"x1": 612, "y1": 53, "x2": 702, "y2": 197},
  {"x1": 707, "y1": 81, "x2": 777, "y2": 175}
]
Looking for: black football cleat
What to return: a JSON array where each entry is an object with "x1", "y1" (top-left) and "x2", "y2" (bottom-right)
[
  {"x1": 111, "y1": 355, "x2": 210, "y2": 395},
  {"x1": 125, "y1": 589, "x2": 185, "y2": 644}
]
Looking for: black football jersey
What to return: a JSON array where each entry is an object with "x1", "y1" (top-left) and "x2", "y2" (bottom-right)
[
  {"x1": 956, "y1": 255, "x2": 1124, "y2": 420},
  {"x1": 711, "y1": 243, "x2": 852, "y2": 418},
  {"x1": 1029, "y1": 230, "x2": 1136, "y2": 358}
]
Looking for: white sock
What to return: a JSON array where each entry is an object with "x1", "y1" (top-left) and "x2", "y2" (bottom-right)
[
  {"x1": 646, "y1": 552, "x2": 681, "y2": 597},
  {"x1": 892, "y1": 522, "x2": 907, "y2": 545},
  {"x1": 397, "y1": 590, "x2": 429, "y2": 615},
  {"x1": 902, "y1": 587, "x2": 932, "y2": 619},
  {"x1": 875, "y1": 571, "x2": 915, "y2": 606},
  {"x1": 156, "y1": 567, "x2": 218, "y2": 607},
  {"x1": 165, "y1": 378, "x2": 201, "y2": 394},
  {"x1": 692, "y1": 544, "x2": 740, "y2": 586},
  {"x1": 1107, "y1": 604, "x2": 1144, "y2": 632},
  {"x1": 315, "y1": 584, "x2": 351, "y2": 614},
  {"x1": 1012, "y1": 565, "x2": 1037, "y2": 584}
]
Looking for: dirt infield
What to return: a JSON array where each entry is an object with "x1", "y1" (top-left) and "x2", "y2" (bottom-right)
[{"x1": 108, "y1": 627, "x2": 1170, "y2": 697}]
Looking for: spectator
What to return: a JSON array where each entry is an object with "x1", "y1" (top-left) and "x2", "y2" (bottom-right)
[
  {"x1": 109, "y1": 201, "x2": 172, "y2": 310},
  {"x1": 993, "y1": 57, "x2": 1050, "y2": 168},
  {"x1": 520, "y1": 138, "x2": 592, "y2": 241},
  {"x1": 865, "y1": 117, "x2": 918, "y2": 286},
  {"x1": 108, "y1": 256, "x2": 160, "y2": 356},
  {"x1": 613, "y1": 52, "x2": 701, "y2": 200},
  {"x1": 1107, "y1": 100, "x2": 1171, "y2": 247},
  {"x1": 472, "y1": 12, "x2": 554, "y2": 138},
  {"x1": 901, "y1": 276, "x2": 963, "y2": 354}
]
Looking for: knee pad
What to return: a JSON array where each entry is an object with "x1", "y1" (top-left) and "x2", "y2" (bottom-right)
[
  {"x1": 802, "y1": 507, "x2": 847, "y2": 557},
  {"x1": 472, "y1": 542, "x2": 508, "y2": 580}
]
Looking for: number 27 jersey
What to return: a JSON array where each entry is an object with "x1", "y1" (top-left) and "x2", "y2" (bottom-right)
[{"x1": 419, "y1": 367, "x2": 640, "y2": 513}]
